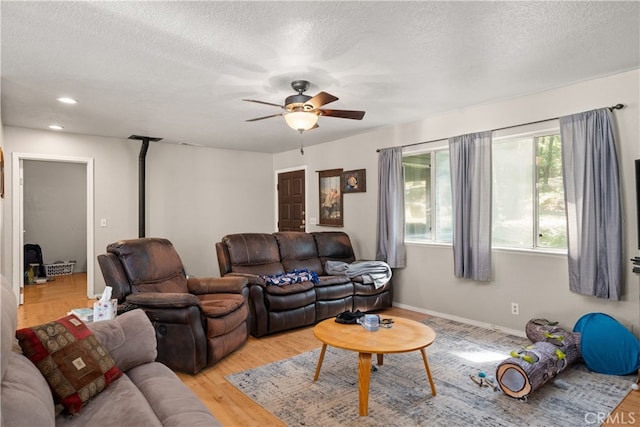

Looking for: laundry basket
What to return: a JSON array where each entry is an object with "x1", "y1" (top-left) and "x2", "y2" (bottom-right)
[{"x1": 44, "y1": 262, "x2": 75, "y2": 277}]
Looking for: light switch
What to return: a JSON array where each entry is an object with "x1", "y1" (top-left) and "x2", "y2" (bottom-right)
[{"x1": 100, "y1": 218, "x2": 108, "y2": 228}]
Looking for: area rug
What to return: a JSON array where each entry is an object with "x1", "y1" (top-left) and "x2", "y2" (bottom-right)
[{"x1": 227, "y1": 317, "x2": 636, "y2": 426}]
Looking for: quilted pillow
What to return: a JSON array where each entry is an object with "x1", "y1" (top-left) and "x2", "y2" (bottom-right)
[{"x1": 15, "y1": 314, "x2": 123, "y2": 414}]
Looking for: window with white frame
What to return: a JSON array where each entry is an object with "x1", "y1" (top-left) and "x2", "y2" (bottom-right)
[
  {"x1": 403, "y1": 146, "x2": 452, "y2": 243},
  {"x1": 403, "y1": 126, "x2": 567, "y2": 251}
]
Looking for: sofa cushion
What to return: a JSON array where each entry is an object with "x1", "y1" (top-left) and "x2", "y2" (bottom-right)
[
  {"x1": 126, "y1": 362, "x2": 221, "y2": 426},
  {"x1": 204, "y1": 299, "x2": 249, "y2": 339},
  {"x1": 1, "y1": 277, "x2": 18, "y2": 381},
  {"x1": 1, "y1": 277, "x2": 56, "y2": 427},
  {"x1": 107, "y1": 238, "x2": 189, "y2": 294},
  {"x1": 1, "y1": 351, "x2": 56, "y2": 427},
  {"x1": 16, "y1": 315, "x2": 123, "y2": 415},
  {"x1": 274, "y1": 232, "x2": 324, "y2": 274},
  {"x1": 198, "y1": 293, "x2": 246, "y2": 317},
  {"x1": 55, "y1": 373, "x2": 162, "y2": 427},
  {"x1": 223, "y1": 234, "x2": 285, "y2": 275},
  {"x1": 263, "y1": 280, "x2": 315, "y2": 296},
  {"x1": 312, "y1": 232, "x2": 356, "y2": 271},
  {"x1": 87, "y1": 309, "x2": 157, "y2": 373},
  {"x1": 316, "y1": 275, "x2": 352, "y2": 286}
]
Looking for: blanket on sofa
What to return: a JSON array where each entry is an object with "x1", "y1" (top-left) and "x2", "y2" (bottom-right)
[
  {"x1": 260, "y1": 269, "x2": 319, "y2": 286},
  {"x1": 325, "y1": 260, "x2": 392, "y2": 289}
]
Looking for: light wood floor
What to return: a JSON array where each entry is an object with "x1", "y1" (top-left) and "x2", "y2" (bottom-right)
[{"x1": 17, "y1": 274, "x2": 639, "y2": 426}]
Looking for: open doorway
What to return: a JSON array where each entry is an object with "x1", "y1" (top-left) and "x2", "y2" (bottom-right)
[
  {"x1": 23, "y1": 160, "x2": 86, "y2": 287},
  {"x1": 12, "y1": 153, "x2": 94, "y2": 304}
]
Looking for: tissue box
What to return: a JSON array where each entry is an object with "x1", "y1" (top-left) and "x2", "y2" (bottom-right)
[
  {"x1": 69, "y1": 307, "x2": 94, "y2": 322},
  {"x1": 93, "y1": 299, "x2": 117, "y2": 322}
]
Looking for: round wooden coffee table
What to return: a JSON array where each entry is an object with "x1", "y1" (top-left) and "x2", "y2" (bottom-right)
[{"x1": 313, "y1": 316, "x2": 436, "y2": 416}]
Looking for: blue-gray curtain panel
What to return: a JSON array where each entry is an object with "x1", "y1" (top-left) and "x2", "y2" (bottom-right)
[
  {"x1": 560, "y1": 108, "x2": 622, "y2": 300},
  {"x1": 376, "y1": 147, "x2": 406, "y2": 268},
  {"x1": 449, "y1": 131, "x2": 492, "y2": 281}
]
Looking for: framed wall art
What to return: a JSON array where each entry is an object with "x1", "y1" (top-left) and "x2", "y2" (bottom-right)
[
  {"x1": 343, "y1": 169, "x2": 366, "y2": 193},
  {"x1": 318, "y1": 168, "x2": 343, "y2": 227}
]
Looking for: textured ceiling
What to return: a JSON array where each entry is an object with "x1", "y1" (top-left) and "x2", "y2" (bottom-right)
[{"x1": 1, "y1": 1, "x2": 639, "y2": 153}]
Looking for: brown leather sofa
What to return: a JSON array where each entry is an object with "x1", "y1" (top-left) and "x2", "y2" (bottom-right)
[
  {"x1": 215, "y1": 231, "x2": 392, "y2": 337},
  {"x1": 98, "y1": 238, "x2": 250, "y2": 374}
]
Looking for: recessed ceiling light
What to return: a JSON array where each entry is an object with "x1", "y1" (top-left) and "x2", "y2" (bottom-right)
[
  {"x1": 48, "y1": 125, "x2": 64, "y2": 130},
  {"x1": 57, "y1": 97, "x2": 77, "y2": 104}
]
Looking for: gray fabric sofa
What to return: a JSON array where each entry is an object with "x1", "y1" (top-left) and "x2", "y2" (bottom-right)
[{"x1": 0, "y1": 277, "x2": 220, "y2": 427}]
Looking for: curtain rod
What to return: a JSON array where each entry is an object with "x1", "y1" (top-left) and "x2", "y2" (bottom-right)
[{"x1": 376, "y1": 103, "x2": 625, "y2": 152}]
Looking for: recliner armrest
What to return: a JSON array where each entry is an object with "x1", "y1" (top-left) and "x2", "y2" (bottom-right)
[
  {"x1": 126, "y1": 292, "x2": 200, "y2": 308},
  {"x1": 223, "y1": 272, "x2": 266, "y2": 287},
  {"x1": 188, "y1": 276, "x2": 249, "y2": 294}
]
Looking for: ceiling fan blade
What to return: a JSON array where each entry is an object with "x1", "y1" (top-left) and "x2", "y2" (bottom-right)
[
  {"x1": 245, "y1": 113, "x2": 283, "y2": 122},
  {"x1": 318, "y1": 109, "x2": 366, "y2": 120},
  {"x1": 306, "y1": 92, "x2": 339, "y2": 109},
  {"x1": 242, "y1": 99, "x2": 285, "y2": 109}
]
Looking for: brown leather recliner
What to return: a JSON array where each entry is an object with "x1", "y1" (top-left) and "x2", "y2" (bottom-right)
[{"x1": 97, "y1": 238, "x2": 249, "y2": 374}]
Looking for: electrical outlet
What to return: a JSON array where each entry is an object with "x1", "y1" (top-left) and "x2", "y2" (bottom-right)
[{"x1": 511, "y1": 302, "x2": 519, "y2": 315}]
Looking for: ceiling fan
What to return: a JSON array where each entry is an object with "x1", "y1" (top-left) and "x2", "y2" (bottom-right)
[{"x1": 243, "y1": 80, "x2": 365, "y2": 132}]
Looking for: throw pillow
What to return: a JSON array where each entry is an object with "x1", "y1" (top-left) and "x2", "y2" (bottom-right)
[{"x1": 16, "y1": 314, "x2": 123, "y2": 414}]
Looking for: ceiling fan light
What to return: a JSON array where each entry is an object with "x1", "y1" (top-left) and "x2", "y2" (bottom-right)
[
  {"x1": 57, "y1": 97, "x2": 77, "y2": 104},
  {"x1": 284, "y1": 111, "x2": 318, "y2": 131}
]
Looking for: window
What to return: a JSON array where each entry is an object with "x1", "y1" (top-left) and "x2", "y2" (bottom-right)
[
  {"x1": 403, "y1": 130, "x2": 566, "y2": 251},
  {"x1": 403, "y1": 149, "x2": 452, "y2": 243},
  {"x1": 493, "y1": 132, "x2": 566, "y2": 250}
]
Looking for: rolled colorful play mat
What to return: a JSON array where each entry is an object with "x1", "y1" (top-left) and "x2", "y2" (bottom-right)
[
  {"x1": 496, "y1": 341, "x2": 580, "y2": 399},
  {"x1": 525, "y1": 318, "x2": 581, "y2": 359},
  {"x1": 525, "y1": 318, "x2": 581, "y2": 354}
]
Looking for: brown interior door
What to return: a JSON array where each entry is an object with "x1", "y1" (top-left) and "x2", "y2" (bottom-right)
[{"x1": 278, "y1": 170, "x2": 305, "y2": 231}]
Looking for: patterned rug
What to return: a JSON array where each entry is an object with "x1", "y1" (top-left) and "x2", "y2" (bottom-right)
[{"x1": 227, "y1": 317, "x2": 635, "y2": 427}]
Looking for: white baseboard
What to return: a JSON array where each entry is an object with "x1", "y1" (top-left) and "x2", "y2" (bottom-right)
[{"x1": 392, "y1": 302, "x2": 527, "y2": 338}]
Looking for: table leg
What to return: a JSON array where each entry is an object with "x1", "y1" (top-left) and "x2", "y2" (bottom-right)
[
  {"x1": 420, "y1": 347, "x2": 436, "y2": 396},
  {"x1": 314, "y1": 344, "x2": 327, "y2": 381},
  {"x1": 377, "y1": 353, "x2": 384, "y2": 365},
  {"x1": 358, "y1": 352, "x2": 372, "y2": 416}
]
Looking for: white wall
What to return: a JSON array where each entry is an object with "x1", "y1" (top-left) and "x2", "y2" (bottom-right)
[
  {"x1": 1, "y1": 128, "x2": 275, "y2": 295},
  {"x1": 144, "y1": 142, "x2": 275, "y2": 277},
  {"x1": 274, "y1": 70, "x2": 640, "y2": 335},
  {"x1": 23, "y1": 160, "x2": 87, "y2": 271}
]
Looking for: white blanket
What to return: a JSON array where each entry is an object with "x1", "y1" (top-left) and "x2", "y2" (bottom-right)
[{"x1": 325, "y1": 260, "x2": 392, "y2": 289}]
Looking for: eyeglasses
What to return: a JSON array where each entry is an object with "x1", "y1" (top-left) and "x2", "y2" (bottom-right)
[{"x1": 380, "y1": 318, "x2": 394, "y2": 328}]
